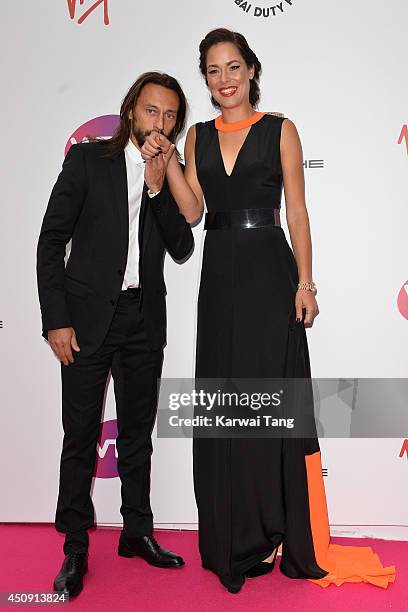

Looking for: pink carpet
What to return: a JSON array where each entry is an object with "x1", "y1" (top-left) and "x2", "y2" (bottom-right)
[{"x1": 0, "y1": 525, "x2": 405, "y2": 611}]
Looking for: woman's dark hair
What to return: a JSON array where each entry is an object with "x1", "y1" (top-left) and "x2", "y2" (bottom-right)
[
  {"x1": 105, "y1": 71, "x2": 187, "y2": 157},
  {"x1": 199, "y1": 28, "x2": 262, "y2": 108}
]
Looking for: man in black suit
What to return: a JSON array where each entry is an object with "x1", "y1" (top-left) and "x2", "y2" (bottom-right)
[{"x1": 37, "y1": 72, "x2": 193, "y2": 597}]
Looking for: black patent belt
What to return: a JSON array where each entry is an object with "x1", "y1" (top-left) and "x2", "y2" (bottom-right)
[{"x1": 204, "y1": 208, "x2": 281, "y2": 230}]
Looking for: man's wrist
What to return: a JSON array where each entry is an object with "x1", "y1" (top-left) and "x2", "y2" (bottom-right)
[
  {"x1": 147, "y1": 187, "x2": 162, "y2": 198},
  {"x1": 147, "y1": 182, "x2": 162, "y2": 193}
]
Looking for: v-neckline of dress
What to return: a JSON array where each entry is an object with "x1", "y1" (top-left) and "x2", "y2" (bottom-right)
[{"x1": 215, "y1": 114, "x2": 265, "y2": 178}]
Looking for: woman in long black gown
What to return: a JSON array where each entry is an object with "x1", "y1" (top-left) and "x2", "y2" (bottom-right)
[
  {"x1": 141, "y1": 27, "x2": 396, "y2": 595},
  {"x1": 185, "y1": 28, "x2": 326, "y2": 594}
]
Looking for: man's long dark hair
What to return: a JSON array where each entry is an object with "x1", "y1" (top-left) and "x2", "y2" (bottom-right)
[{"x1": 105, "y1": 71, "x2": 187, "y2": 157}]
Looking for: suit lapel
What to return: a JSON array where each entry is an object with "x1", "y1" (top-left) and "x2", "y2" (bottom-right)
[{"x1": 109, "y1": 153, "x2": 129, "y2": 256}]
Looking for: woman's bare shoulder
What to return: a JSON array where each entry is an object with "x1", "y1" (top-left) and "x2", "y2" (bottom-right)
[{"x1": 264, "y1": 111, "x2": 285, "y2": 118}]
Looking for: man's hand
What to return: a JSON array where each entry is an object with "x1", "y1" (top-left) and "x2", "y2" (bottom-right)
[
  {"x1": 47, "y1": 327, "x2": 80, "y2": 366},
  {"x1": 143, "y1": 134, "x2": 176, "y2": 193}
]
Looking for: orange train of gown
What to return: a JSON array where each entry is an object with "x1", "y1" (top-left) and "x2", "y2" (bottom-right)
[{"x1": 301, "y1": 451, "x2": 396, "y2": 588}]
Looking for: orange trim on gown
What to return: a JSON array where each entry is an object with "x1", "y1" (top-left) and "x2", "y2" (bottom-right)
[
  {"x1": 215, "y1": 111, "x2": 265, "y2": 132},
  {"x1": 304, "y1": 451, "x2": 396, "y2": 588}
]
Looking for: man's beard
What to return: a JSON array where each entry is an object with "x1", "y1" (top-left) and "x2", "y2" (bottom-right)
[{"x1": 131, "y1": 121, "x2": 173, "y2": 148}]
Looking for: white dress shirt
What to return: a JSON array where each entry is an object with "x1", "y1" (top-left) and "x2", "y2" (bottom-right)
[{"x1": 122, "y1": 138, "x2": 145, "y2": 290}]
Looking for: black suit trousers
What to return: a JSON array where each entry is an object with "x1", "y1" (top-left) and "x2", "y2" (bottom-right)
[{"x1": 55, "y1": 289, "x2": 163, "y2": 550}]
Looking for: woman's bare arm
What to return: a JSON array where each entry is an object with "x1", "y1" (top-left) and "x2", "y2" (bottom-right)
[
  {"x1": 280, "y1": 118, "x2": 319, "y2": 325},
  {"x1": 181, "y1": 125, "x2": 204, "y2": 223},
  {"x1": 280, "y1": 119, "x2": 312, "y2": 282},
  {"x1": 165, "y1": 129, "x2": 202, "y2": 223}
]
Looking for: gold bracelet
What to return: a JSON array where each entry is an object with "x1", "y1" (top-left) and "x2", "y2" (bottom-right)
[{"x1": 297, "y1": 281, "x2": 317, "y2": 294}]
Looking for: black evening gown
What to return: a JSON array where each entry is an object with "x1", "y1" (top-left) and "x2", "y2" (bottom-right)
[
  {"x1": 193, "y1": 113, "x2": 396, "y2": 592},
  {"x1": 193, "y1": 113, "x2": 328, "y2": 591}
]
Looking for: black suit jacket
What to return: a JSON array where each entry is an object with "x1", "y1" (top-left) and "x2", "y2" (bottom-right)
[{"x1": 36, "y1": 141, "x2": 193, "y2": 356}]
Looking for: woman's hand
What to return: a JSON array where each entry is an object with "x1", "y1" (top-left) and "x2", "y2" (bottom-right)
[
  {"x1": 141, "y1": 132, "x2": 174, "y2": 162},
  {"x1": 295, "y1": 289, "x2": 319, "y2": 327}
]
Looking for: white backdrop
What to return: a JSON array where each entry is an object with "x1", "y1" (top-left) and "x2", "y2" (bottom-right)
[{"x1": 1, "y1": 0, "x2": 407, "y2": 540}]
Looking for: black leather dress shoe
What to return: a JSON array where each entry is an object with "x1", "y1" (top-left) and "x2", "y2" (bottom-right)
[
  {"x1": 118, "y1": 533, "x2": 185, "y2": 568},
  {"x1": 53, "y1": 551, "x2": 88, "y2": 597}
]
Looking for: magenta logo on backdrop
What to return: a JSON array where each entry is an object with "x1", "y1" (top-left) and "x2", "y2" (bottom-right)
[
  {"x1": 397, "y1": 281, "x2": 408, "y2": 320},
  {"x1": 95, "y1": 419, "x2": 119, "y2": 479},
  {"x1": 65, "y1": 114, "x2": 120, "y2": 156}
]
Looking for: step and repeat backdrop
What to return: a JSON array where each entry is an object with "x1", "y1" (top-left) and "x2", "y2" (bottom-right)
[{"x1": 1, "y1": 0, "x2": 407, "y2": 539}]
